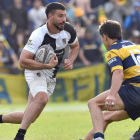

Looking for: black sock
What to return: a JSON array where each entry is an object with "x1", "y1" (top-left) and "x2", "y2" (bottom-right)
[
  {"x1": 15, "y1": 128, "x2": 26, "y2": 139},
  {"x1": 94, "y1": 132, "x2": 104, "y2": 139},
  {"x1": 0, "y1": 115, "x2": 3, "y2": 123}
]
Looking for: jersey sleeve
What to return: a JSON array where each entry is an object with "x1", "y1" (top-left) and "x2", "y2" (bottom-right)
[
  {"x1": 24, "y1": 29, "x2": 42, "y2": 54},
  {"x1": 64, "y1": 22, "x2": 77, "y2": 45},
  {"x1": 105, "y1": 49, "x2": 123, "y2": 72}
]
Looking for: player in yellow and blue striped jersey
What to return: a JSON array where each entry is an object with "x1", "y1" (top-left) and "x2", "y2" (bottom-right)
[{"x1": 83, "y1": 20, "x2": 140, "y2": 140}]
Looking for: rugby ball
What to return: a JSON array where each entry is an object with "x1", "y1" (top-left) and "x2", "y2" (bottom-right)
[{"x1": 34, "y1": 44, "x2": 54, "y2": 64}]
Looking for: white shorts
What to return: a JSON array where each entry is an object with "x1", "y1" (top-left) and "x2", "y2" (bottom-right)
[{"x1": 24, "y1": 70, "x2": 56, "y2": 98}]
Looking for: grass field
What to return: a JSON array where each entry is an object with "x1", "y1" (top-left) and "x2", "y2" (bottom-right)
[{"x1": 0, "y1": 102, "x2": 139, "y2": 140}]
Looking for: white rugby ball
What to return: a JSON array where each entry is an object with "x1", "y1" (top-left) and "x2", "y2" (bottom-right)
[{"x1": 34, "y1": 44, "x2": 54, "y2": 64}]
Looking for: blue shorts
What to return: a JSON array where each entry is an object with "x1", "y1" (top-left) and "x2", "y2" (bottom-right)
[{"x1": 118, "y1": 84, "x2": 140, "y2": 120}]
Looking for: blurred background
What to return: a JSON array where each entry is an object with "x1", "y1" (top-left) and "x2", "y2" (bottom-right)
[{"x1": 0, "y1": 0, "x2": 139, "y2": 104}]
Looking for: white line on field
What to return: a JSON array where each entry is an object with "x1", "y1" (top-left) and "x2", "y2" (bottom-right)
[{"x1": 0, "y1": 105, "x2": 89, "y2": 113}]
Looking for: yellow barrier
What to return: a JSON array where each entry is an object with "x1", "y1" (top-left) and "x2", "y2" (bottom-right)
[
  {"x1": 50, "y1": 64, "x2": 107, "y2": 102},
  {"x1": 0, "y1": 74, "x2": 27, "y2": 104},
  {"x1": 0, "y1": 64, "x2": 109, "y2": 103}
]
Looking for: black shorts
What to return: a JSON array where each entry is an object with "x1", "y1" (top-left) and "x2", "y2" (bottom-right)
[{"x1": 118, "y1": 84, "x2": 140, "y2": 120}]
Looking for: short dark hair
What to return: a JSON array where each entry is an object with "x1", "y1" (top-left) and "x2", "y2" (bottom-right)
[
  {"x1": 99, "y1": 20, "x2": 123, "y2": 40},
  {"x1": 45, "y1": 2, "x2": 66, "y2": 18}
]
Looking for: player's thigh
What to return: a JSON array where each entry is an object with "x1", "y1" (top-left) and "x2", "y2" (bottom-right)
[
  {"x1": 88, "y1": 90, "x2": 125, "y2": 111},
  {"x1": 103, "y1": 110, "x2": 129, "y2": 122}
]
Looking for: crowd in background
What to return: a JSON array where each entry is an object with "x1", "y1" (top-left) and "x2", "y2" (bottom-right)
[{"x1": 0, "y1": 0, "x2": 140, "y2": 75}]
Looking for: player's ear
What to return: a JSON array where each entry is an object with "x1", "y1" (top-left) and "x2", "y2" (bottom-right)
[
  {"x1": 103, "y1": 34, "x2": 107, "y2": 41},
  {"x1": 48, "y1": 13, "x2": 53, "y2": 19}
]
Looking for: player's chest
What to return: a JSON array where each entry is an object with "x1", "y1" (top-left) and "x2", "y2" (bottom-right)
[{"x1": 41, "y1": 33, "x2": 69, "y2": 51}]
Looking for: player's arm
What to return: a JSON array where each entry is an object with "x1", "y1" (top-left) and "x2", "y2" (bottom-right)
[
  {"x1": 69, "y1": 40, "x2": 79, "y2": 63},
  {"x1": 20, "y1": 28, "x2": 58, "y2": 70},
  {"x1": 110, "y1": 69, "x2": 124, "y2": 96},
  {"x1": 105, "y1": 50, "x2": 124, "y2": 109},
  {"x1": 19, "y1": 50, "x2": 58, "y2": 70},
  {"x1": 105, "y1": 69, "x2": 124, "y2": 109},
  {"x1": 63, "y1": 40, "x2": 79, "y2": 70},
  {"x1": 63, "y1": 23, "x2": 79, "y2": 70}
]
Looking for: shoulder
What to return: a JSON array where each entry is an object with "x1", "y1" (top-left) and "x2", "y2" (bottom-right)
[
  {"x1": 64, "y1": 22, "x2": 77, "y2": 44},
  {"x1": 30, "y1": 24, "x2": 46, "y2": 39},
  {"x1": 64, "y1": 22, "x2": 76, "y2": 34},
  {"x1": 109, "y1": 40, "x2": 134, "y2": 51}
]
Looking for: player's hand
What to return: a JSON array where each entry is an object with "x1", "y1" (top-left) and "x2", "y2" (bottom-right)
[
  {"x1": 63, "y1": 59, "x2": 73, "y2": 70},
  {"x1": 48, "y1": 54, "x2": 58, "y2": 68},
  {"x1": 105, "y1": 95, "x2": 116, "y2": 110}
]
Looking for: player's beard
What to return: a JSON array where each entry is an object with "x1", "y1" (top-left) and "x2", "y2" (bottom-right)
[{"x1": 53, "y1": 20, "x2": 65, "y2": 31}]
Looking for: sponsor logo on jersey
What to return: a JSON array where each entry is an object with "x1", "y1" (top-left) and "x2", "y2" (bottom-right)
[
  {"x1": 62, "y1": 38, "x2": 66, "y2": 44},
  {"x1": 108, "y1": 57, "x2": 117, "y2": 65}
]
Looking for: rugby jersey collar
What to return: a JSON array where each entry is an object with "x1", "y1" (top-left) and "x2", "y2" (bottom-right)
[
  {"x1": 112, "y1": 39, "x2": 123, "y2": 45},
  {"x1": 45, "y1": 21, "x2": 62, "y2": 39},
  {"x1": 108, "y1": 39, "x2": 123, "y2": 51}
]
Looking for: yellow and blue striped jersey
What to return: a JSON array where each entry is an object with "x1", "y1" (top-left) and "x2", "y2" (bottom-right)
[{"x1": 105, "y1": 39, "x2": 140, "y2": 87}]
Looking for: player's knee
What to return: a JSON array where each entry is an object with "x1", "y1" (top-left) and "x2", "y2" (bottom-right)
[
  {"x1": 88, "y1": 98, "x2": 97, "y2": 110},
  {"x1": 103, "y1": 111, "x2": 114, "y2": 124},
  {"x1": 35, "y1": 96, "x2": 48, "y2": 107}
]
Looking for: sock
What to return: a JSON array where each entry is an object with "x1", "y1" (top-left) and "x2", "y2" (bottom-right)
[
  {"x1": 0, "y1": 115, "x2": 3, "y2": 123},
  {"x1": 15, "y1": 128, "x2": 26, "y2": 139},
  {"x1": 94, "y1": 132, "x2": 104, "y2": 139}
]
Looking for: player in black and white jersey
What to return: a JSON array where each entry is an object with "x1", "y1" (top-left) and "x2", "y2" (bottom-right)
[{"x1": 0, "y1": 2, "x2": 79, "y2": 140}]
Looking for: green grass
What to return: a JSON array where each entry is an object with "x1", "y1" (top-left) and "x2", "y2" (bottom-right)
[{"x1": 0, "y1": 102, "x2": 139, "y2": 140}]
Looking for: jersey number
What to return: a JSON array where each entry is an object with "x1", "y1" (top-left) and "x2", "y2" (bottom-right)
[{"x1": 129, "y1": 49, "x2": 140, "y2": 66}]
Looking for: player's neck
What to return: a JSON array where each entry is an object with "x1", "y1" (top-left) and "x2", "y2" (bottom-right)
[
  {"x1": 106, "y1": 39, "x2": 118, "y2": 50},
  {"x1": 109, "y1": 39, "x2": 118, "y2": 46},
  {"x1": 111, "y1": 39, "x2": 118, "y2": 45},
  {"x1": 47, "y1": 21, "x2": 60, "y2": 34}
]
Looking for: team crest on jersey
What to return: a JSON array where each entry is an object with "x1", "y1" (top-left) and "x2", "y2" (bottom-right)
[
  {"x1": 107, "y1": 54, "x2": 111, "y2": 59},
  {"x1": 62, "y1": 38, "x2": 66, "y2": 44},
  {"x1": 26, "y1": 39, "x2": 32, "y2": 46}
]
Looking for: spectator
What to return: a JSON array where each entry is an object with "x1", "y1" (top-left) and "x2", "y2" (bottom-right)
[
  {"x1": 131, "y1": 30, "x2": 140, "y2": 44},
  {"x1": 90, "y1": 0, "x2": 105, "y2": 9},
  {"x1": 13, "y1": 30, "x2": 25, "y2": 58},
  {"x1": 0, "y1": 35, "x2": 19, "y2": 74},
  {"x1": 79, "y1": 29, "x2": 103, "y2": 66},
  {"x1": 73, "y1": 18, "x2": 85, "y2": 39},
  {"x1": 0, "y1": 0, "x2": 13, "y2": 12},
  {"x1": 123, "y1": 1, "x2": 140, "y2": 39},
  {"x1": 75, "y1": 0, "x2": 94, "y2": 15},
  {"x1": 104, "y1": 0, "x2": 129, "y2": 27},
  {"x1": 73, "y1": 18, "x2": 85, "y2": 64},
  {"x1": 23, "y1": 0, "x2": 34, "y2": 12},
  {"x1": 63, "y1": 1, "x2": 75, "y2": 23},
  {"x1": 9, "y1": 0, "x2": 29, "y2": 31},
  {"x1": 28, "y1": 0, "x2": 47, "y2": 30},
  {"x1": 0, "y1": 14, "x2": 16, "y2": 46},
  {"x1": 45, "y1": 0, "x2": 60, "y2": 4},
  {"x1": 0, "y1": 10, "x2": 3, "y2": 26}
]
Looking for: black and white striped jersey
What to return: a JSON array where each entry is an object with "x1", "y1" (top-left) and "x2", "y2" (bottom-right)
[{"x1": 24, "y1": 22, "x2": 77, "y2": 77}]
